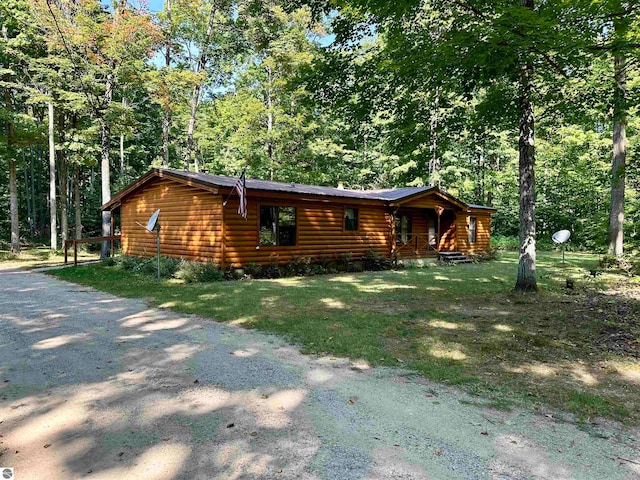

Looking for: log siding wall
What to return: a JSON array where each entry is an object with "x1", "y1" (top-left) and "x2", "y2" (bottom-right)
[
  {"x1": 456, "y1": 213, "x2": 491, "y2": 254},
  {"x1": 120, "y1": 178, "x2": 222, "y2": 262},
  {"x1": 222, "y1": 194, "x2": 391, "y2": 266},
  {"x1": 116, "y1": 177, "x2": 492, "y2": 266}
]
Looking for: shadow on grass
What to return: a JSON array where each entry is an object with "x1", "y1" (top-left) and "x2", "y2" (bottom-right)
[{"x1": 48, "y1": 252, "x2": 640, "y2": 425}]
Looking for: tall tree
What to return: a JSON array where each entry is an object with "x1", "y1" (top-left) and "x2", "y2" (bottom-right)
[{"x1": 36, "y1": 0, "x2": 158, "y2": 256}]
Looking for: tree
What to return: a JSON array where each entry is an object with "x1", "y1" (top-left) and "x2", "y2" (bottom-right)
[{"x1": 35, "y1": 0, "x2": 158, "y2": 257}]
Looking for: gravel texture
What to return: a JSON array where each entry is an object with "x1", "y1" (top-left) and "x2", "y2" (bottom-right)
[{"x1": 0, "y1": 267, "x2": 639, "y2": 479}]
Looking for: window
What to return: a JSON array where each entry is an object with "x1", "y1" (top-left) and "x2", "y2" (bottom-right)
[
  {"x1": 259, "y1": 206, "x2": 296, "y2": 246},
  {"x1": 344, "y1": 208, "x2": 358, "y2": 231},
  {"x1": 469, "y1": 217, "x2": 477, "y2": 243},
  {"x1": 395, "y1": 215, "x2": 412, "y2": 244}
]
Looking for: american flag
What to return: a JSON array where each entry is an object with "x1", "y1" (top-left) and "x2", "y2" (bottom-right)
[{"x1": 235, "y1": 171, "x2": 247, "y2": 219}]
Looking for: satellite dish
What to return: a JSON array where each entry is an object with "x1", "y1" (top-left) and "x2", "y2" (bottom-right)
[
  {"x1": 552, "y1": 230, "x2": 571, "y2": 244},
  {"x1": 146, "y1": 209, "x2": 160, "y2": 232}
]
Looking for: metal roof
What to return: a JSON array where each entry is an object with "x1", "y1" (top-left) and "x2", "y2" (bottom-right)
[
  {"x1": 103, "y1": 168, "x2": 495, "y2": 212},
  {"x1": 166, "y1": 170, "x2": 435, "y2": 202}
]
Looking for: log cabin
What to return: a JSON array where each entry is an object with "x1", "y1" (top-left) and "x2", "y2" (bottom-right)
[{"x1": 102, "y1": 168, "x2": 495, "y2": 267}]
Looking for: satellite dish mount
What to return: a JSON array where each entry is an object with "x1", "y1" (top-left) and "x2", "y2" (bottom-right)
[
  {"x1": 137, "y1": 209, "x2": 161, "y2": 281},
  {"x1": 551, "y1": 229, "x2": 571, "y2": 264}
]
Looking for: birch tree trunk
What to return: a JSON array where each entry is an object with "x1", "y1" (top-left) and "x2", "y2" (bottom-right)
[
  {"x1": 48, "y1": 100, "x2": 58, "y2": 251},
  {"x1": 162, "y1": 0, "x2": 172, "y2": 168},
  {"x1": 58, "y1": 114, "x2": 68, "y2": 245},
  {"x1": 100, "y1": 71, "x2": 114, "y2": 259},
  {"x1": 515, "y1": 0, "x2": 537, "y2": 292}
]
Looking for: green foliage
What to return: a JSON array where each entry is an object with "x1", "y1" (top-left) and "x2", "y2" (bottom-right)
[
  {"x1": 491, "y1": 235, "x2": 519, "y2": 251},
  {"x1": 175, "y1": 259, "x2": 224, "y2": 283},
  {"x1": 362, "y1": 249, "x2": 393, "y2": 271}
]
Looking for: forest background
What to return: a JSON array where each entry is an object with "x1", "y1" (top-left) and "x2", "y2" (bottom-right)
[{"x1": 1, "y1": 0, "x2": 639, "y2": 269}]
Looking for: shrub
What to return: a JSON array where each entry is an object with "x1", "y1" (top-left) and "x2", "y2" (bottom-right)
[
  {"x1": 245, "y1": 262, "x2": 263, "y2": 278},
  {"x1": 175, "y1": 259, "x2": 224, "y2": 283},
  {"x1": 363, "y1": 249, "x2": 393, "y2": 271},
  {"x1": 135, "y1": 256, "x2": 179, "y2": 278},
  {"x1": 119, "y1": 255, "x2": 143, "y2": 271},
  {"x1": 599, "y1": 254, "x2": 632, "y2": 271},
  {"x1": 289, "y1": 256, "x2": 313, "y2": 276},
  {"x1": 102, "y1": 256, "x2": 117, "y2": 267},
  {"x1": 262, "y1": 259, "x2": 281, "y2": 278},
  {"x1": 472, "y1": 247, "x2": 499, "y2": 263},
  {"x1": 490, "y1": 235, "x2": 519, "y2": 251},
  {"x1": 336, "y1": 252, "x2": 353, "y2": 271}
]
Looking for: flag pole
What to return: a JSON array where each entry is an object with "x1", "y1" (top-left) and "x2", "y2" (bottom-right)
[{"x1": 223, "y1": 168, "x2": 246, "y2": 207}]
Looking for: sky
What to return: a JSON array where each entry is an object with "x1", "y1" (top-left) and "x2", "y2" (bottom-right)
[{"x1": 146, "y1": 0, "x2": 164, "y2": 13}]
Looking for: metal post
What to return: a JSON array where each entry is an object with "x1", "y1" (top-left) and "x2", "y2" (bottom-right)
[
  {"x1": 156, "y1": 225, "x2": 161, "y2": 282},
  {"x1": 64, "y1": 241, "x2": 68, "y2": 265},
  {"x1": 73, "y1": 240, "x2": 78, "y2": 266}
]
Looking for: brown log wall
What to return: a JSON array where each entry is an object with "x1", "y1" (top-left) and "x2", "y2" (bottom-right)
[
  {"x1": 457, "y1": 213, "x2": 491, "y2": 254},
  {"x1": 120, "y1": 178, "x2": 222, "y2": 262},
  {"x1": 223, "y1": 195, "x2": 391, "y2": 266}
]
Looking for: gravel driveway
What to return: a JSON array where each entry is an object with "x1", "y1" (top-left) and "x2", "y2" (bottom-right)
[{"x1": 0, "y1": 268, "x2": 638, "y2": 479}]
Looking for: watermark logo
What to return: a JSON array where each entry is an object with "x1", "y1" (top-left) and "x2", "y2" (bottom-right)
[{"x1": 1, "y1": 468, "x2": 13, "y2": 480}]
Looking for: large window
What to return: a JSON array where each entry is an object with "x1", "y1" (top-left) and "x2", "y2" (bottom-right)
[
  {"x1": 469, "y1": 217, "x2": 477, "y2": 243},
  {"x1": 259, "y1": 206, "x2": 296, "y2": 246},
  {"x1": 395, "y1": 215, "x2": 412, "y2": 244},
  {"x1": 344, "y1": 208, "x2": 359, "y2": 231}
]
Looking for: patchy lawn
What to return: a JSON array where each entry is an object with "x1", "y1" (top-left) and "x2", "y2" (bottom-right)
[
  {"x1": 47, "y1": 252, "x2": 640, "y2": 426},
  {"x1": 0, "y1": 246, "x2": 99, "y2": 269}
]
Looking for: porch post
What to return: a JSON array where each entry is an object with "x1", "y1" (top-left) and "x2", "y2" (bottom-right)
[
  {"x1": 390, "y1": 208, "x2": 397, "y2": 258},
  {"x1": 436, "y1": 206, "x2": 444, "y2": 251}
]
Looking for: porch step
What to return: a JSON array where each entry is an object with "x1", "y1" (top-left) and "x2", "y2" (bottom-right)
[{"x1": 438, "y1": 251, "x2": 473, "y2": 264}]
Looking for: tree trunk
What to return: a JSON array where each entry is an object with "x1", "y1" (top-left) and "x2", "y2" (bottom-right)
[
  {"x1": 30, "y1": 146, "x2": 36, "y2": 236},
  {"x1": 9, "y1": 159, "x2": 19, "y2": 253},
  {"x1": 58, "y1": 114, "x2": 68, "y2": 246},
  {"x1": 48, "y1": 101, "x2": 58, "y2": 251},
  {"x1": 75, "y1": 163, "x2": 82, "y2": 240},
  {"x1": 162, "y1": 0, "x2": 172, "y2": 168},
  {"x1": 185, "y1": 83, "x2": 201, "y2": 172},
  {"x1": 23, "y1": 153, "x2": 32, "y2": 238},
  {"x1": 515, "y1": 0, "x2": 537, "y2": 292},
  {"x1": 607, "y1": 28, "x2": 627, "y2": 256},
  {"x1": 266, "y1": 65, "x2": 275, "y2": 181},
  {"x1": 6, "y1": 90, "x2": 19, "y2": 254},
  {"x1": 120, "y1": 131, "x2": 125, "y2": 178},
  {"x1": 184, "y1": 3, "x2": 216, "y2": 171},
  {"x1": 100, "y1": 72, "x2": 114, "y2": 258},
  {"x1": 428, "y1": 88, "x2": 440, "y2": 187}
]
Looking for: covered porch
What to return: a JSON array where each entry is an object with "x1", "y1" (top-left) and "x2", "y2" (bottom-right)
[{"x1": 391, "y1": 206, "x2": 458, "y2": 259}]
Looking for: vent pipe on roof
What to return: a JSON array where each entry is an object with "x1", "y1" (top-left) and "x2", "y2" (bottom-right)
[{"x1": 337, "y1": 182, "x2": 344, "y2": 190}]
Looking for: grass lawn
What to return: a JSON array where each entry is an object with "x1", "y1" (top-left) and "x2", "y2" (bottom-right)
[
  {"x1": 0, "y1": 246, "x2": 99, "y2": 269},
  {"x1": 46, "y1": 252, "x2": 640, "y2": 426}
]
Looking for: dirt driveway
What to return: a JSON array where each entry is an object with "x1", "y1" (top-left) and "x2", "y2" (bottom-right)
[{"x1": 0, "y1": 268, "x2": 638, "y2": 479}]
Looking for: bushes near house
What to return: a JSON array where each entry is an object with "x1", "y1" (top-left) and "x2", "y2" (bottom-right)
[{"x1": 106, "y1": 250, "x2": 402, "y2": 282}]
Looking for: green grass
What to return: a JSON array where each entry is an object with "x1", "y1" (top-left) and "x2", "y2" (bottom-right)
[
  {"x1": 0, "y1": 246, "x2": 99, "y2": 269},
  {"x1": 47, "y1": 251, "x2": 640, "y2": 426}
]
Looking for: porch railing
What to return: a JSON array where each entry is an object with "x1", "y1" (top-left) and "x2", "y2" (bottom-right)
[
  {"x1": 64, "y1": 235, "x2": 122, "y2": 266},
  {"x1": 396, "y1": 234, "x2": 437, "y2": 256}
]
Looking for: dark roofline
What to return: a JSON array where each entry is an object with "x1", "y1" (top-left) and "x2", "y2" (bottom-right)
[
  {"x1": 102, "y1": 168, "x2": 494, "y2": 213},
  {"x1": 467, "y1": 203, "x2": 497, "y2": 211}
]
